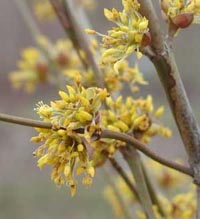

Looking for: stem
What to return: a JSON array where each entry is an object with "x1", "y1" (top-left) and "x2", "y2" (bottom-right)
[
  {"x1": 49, "y1": 0, "x2": 87, "y2": 69},
  {"x1": 63, "y1": 0, "x2": 104, "y2": 88},
  {"x1": 101, "y1": 130, "x2": 193, "y2": 177},
  {"x1": 0, "y1": 113, "x2": 51, "y2": 129},
  {"x1": 142, "y1": 164, "x2": 166, "y2": 217},
  {"x1": 151, "y1": 50, "x2": 200, "y2": 184},
  {"x1": 0, "y1": 113, "x2": 192, "y2": 176},
  {"x1": 139, "y1": 0, "x2": 200, "y2": 185},
  {"x1": 138, "y1": 0, "x2": 164, "y2": 54},
  {"x1": 108, "y1": 157, "x2": 139, "y2": 200},
  {"x1": 122, "y1": 146, "x2": 155, "y2": 219}
]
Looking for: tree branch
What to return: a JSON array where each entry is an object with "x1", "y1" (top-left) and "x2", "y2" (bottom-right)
[
  {"x1": 0, "y1": 113, "x2": 51, "y2": 129},
  {"x1": 138, "y1": 0, "x2": 164, "y2": 54},
  {"x1": 142, "y1": 163, "x2": 166, "y2": 217},
  {"x1": 101, "y1": 129, "x2": 192, "y2": 177},
  {"x1": 121, "y1": 146, "x2": 155, "y2": 219},
  {"x1": 0, "y1": 112, "x2": 192, "y2": 176},
  {"x1": 138, "y1": 0, "x2": 200, "y2": 185},
  {"x1": 50, "y1": 0, "x2": 88, "y2": 69}
]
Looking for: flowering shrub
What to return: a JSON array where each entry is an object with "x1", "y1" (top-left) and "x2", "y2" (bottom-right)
[{"x1": 2, "y1": 0, "x2": 200, "y2": 218}]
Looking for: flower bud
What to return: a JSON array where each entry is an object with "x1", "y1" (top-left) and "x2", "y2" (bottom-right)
[
  {"x1": 141, "y1": 32, "x2": 151, "y2": 47},
  {"x1": 171, "y1": 13, "x2": 194, "y2": 29},
  {"x1": 56, "y1": 52, "x2": 69, "y2": 66},
  {"x1": 36, "y1": 62, "x2": 49, "y2": 83}
]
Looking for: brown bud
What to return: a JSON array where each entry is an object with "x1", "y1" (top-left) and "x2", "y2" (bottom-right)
[
  {"x1": 171, "y1": 12, "x2": 194, "y2": 29},
  {"x1": 141, "y1": 32, "x2": 151, "y2": 48},
  {"x1": 36, "y1": 62, "x2": 49, "y2": 83},
  {"x1": 56, "y1": 52, "x2": 69, "y2": 66}
]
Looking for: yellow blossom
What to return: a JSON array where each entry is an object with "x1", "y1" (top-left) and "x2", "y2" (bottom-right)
[
  {"x1": 146, "y1": 159, "x2": 190, "y2": 190},
  {"x1": 9, "y1": 47, "x2": 49, "y2": 93},
  {"x1": 161, "y1": 0, "x2": 200, "y2": 33},
  {"x1": 136, "y1": 191, "x2": 196, "y2": 219},
  {"x1": 87, "y1": 0, "x2": 150, "y2": 73},
  {"x1": 31, "y1": 78, "x2": 108, "y2": 196}
]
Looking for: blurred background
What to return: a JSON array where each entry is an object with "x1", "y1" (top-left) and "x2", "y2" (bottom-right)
[{"x1": 0, "y1": 0, "x2": 200, "y2": 218}]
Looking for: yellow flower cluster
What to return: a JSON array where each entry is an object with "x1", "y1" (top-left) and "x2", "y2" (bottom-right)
[
  {"x1": 104, "y1": 95, "x2": 171, "y2": 139},
  {"x1": 9, "y1": 47, "x2": 49, "y2": 93},
  {"x1": 9, "y1": 36, "x2": 93, "y2": 92},
  {"x1": 104, "y1": 168, "x2": 193, "y2": 219},
  {"x1": 33, "y1": 0, "x2": 95, "y2": 21},
  {"x1": 9, "y1": 33, "x2": 149, "y2": 95},
  {"x1": 101, "y1": 60, "x2": 148, "y2": 93},
  {"x1": 34, "y1": 0, "x2": 55, "y2": 21},
  {"x1": 37, "y1": 36, "x2": 80, "y2": 72},
  {"x1": 86, "y1": 0, "x2": 150, "y2": 73},
  {"x1": 146, "y1": 159, "x2": 190, "y2": 190},
  {"x1": 137, "y1": 191, "x2": 196, "y2": 219},
  {"x1": 161, "y1": 0, "x2": 200, "y2": 31},
  {"x1": 89, "y1": 95, "x2": 171, "y2": 162},
  {"x1": 88, "y1": 38, "x2": 148, "y2": 93},
  {"x1": 31, "y1": 77, "x2": 108, "y2": 196}
]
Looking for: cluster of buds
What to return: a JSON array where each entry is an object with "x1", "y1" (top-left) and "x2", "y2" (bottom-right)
[
  {"x1": 160, "y1": 0, "x2": 200, "y2": 34},
  {"x1": 103, "y1": 95, "x2": 171, "y2": 140},
  {"x1": 86, "y1": 0, "x2": 151, "y2": 73},
  {"x1": 146, "y1": 159, "x2": 190, "y2": 190},
  {"x1": 31, "y1": 76, "x2": 108, "y2": 196},
  {"x1": 37, "y1": 37, "x2": 79, "y2": 70},
  {"x1": 34, "y1": 0, "x2": 55, "y2": 21},
  {"x1": 90, "y1": 95, "x2": 171, "y2": 164},
  {"x1": 104, "y1": 166, "x2": 193, "y2": 219},
  {"x1": 87, "y1": 38, "x2": 148, "y2": 94},
  {"x1": 9, "y1": 47, "x2": 49, "y2": 93},
  {"x1": 137, "y1": 191, "x2": 195, "y2": 219},
  {"x1": 101, "y1": 60, "x2": 148, "y2": 93},
  {"x1": 9, "y1": 36, "x2": 93, "y2": 92}
]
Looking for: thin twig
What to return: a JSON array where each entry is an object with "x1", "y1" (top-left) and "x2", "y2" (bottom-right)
[
  {"x1": 108, "y1": 156, "x2": 139, "y2": 200},
  {"x1": 0, "y1": 113, "x2": 51, "y2": 129},
  {"x1": 121, "y1": 146, "x2": 155, "y2": 219},
  {"x1": 0, "y1": 112, "x2": 192, "y2": 176},
  {"x1": 63, "y1": 0, "x2": 105, "y2": 88},
  {"x1": 49, "y1": 0, "x2": 88, "y2": 69},
  {"x1": 142, "y1": 164, "x2": 166, "y2": 217},
  {"x1": 101, "y1": 130, "x2": 193, "y2": 177},
  {"x1": 83, "y1": 136, "x2": 135, "y2": 217}
]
